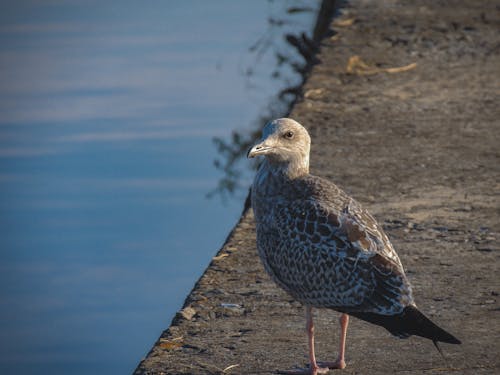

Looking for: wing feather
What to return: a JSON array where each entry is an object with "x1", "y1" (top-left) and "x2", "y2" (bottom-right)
[{"x1": 256, "y1": 176, "x2": 414, "y2": 314}]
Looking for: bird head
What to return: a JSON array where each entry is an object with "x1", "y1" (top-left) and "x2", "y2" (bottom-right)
[{"x1": 247, "y1": 118, "x2": 311, "y2": 177}]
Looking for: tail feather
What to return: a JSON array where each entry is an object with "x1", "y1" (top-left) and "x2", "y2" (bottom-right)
[{"x1": 349, "y1": 305, "x2": 461, "y2": 345}]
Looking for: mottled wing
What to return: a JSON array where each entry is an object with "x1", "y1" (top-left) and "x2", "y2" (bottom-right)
[
  {"x1": 342, "y1": 198, "x2": 403, "y2": 268},
  {"x1": 263, "y1": 196, "x2": 413, "y2": 315}
]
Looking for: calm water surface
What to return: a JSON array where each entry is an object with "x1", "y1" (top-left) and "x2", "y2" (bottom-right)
[{"x1": 0, "y1": 1, "x2": 319, "y2": 373}]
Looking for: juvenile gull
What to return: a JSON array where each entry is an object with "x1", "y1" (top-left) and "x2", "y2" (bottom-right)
[{"x1": 248, "y1": 118, "x2": 460, "y2": 374}]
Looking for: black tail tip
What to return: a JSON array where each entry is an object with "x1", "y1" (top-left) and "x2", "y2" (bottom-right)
[
  {"x1": 447, "y1": 336, "x2": 461, "y2": 345},
  {"x1": 348, "y1": 305, "x2": 462, "y2": 345},
  {"x1": 405, "y1": 306, "x2": 461, "y2": 345},
  {"x1": 439, "y1": 335, "x2": 461, "y2": 345}
]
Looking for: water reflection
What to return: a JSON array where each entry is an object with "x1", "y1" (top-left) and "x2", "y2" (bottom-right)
[
  {"x1": 0, "y1": 1, "x2": 321, "y2": 374},
  {"x1": 211, "y1": 0, "x2": 335, "y2": 199}
]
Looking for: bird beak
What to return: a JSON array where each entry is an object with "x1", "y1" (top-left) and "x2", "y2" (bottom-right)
[{"x1": 247, "y1": 140, "x2": 273, "y2": 158}]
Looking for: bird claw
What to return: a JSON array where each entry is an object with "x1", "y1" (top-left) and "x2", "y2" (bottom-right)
[{"x1": 317, "y1": 359, "x2": 346, "y2": 370}]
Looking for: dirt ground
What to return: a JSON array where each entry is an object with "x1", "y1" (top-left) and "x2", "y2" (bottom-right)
[{"x1": 134, "y1": 0, "x2": 500, "y2": 374}]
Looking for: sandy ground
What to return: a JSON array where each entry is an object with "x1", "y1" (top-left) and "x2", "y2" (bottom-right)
[{"x1": 134, "y1": 0, "x2": 500, "y2": 373}]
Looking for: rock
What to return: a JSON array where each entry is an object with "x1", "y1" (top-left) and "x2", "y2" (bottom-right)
[{"x1": 176, "y1": 306, "x2": 197, "y2": 321}]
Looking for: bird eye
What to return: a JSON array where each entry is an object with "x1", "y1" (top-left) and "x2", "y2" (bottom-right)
[{"x1": 284, "y1": 131, "x2": 294, "y2": 139}]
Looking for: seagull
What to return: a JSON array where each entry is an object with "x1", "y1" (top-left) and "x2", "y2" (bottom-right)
[{"x1": 247, "y1": 118, "x2": 460, "y2": 374}]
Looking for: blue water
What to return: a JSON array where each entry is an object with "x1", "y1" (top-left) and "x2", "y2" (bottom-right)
[{"x1": 0, "y1": 1, "x2": 319, "y2": 373}]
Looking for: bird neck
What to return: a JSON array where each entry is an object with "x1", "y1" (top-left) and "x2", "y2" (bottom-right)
[{"x1": 260, "y1": 156, "x2": 309, "y2": 181}]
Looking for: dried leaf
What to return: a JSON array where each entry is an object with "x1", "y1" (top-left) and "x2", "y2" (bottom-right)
[
  {"x1": 304, "y1": 88, "x2": 325, "y2": 99},
  {"x1": 346, "y1": 55, "x2": 417, "y2": 75},
  {"x1": 160, "y1": 341, "x2": 183, "y2": 350},
  {"x1": 334, "y1": 17, "x2": 355, "y2": 27},
  {"x1": 213, "y1": 253, "x2": 229, "y2": 261},
  {"x1": 346, "y1": 55, "x2": 379, "y2": 75},
  {"x1": 330, "y1": 34, "x2": 341, "y2": 42},
  {"x1": 385, "y1": 62, "x2": 418, "y2": 73},
  {"x1": 223, "y1": 364, "x2": 240, "y2": 373}
]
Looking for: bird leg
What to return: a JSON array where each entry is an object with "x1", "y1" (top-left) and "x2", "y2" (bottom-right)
[
  {"x1": 277, "y1": 306, "x2": 329, "y2": 374},
  {"x1": 306, "y1": 306, "x2": 330, "y2": 374},
  {"x1": 317, "y1": 313, "x2": 349, "y2": 370}
]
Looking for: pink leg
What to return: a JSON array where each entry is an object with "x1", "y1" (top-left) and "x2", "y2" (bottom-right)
[
  {"x1": 317, "y1": 313, "x2": 349, "y2": 369},
  {"x1": 306, "y1": 306, "x2": 329, "y2": 374},
  {"x1": 337, "y1": 314, "x2": 349, "y2": 369},
  {"x1": 277, "y1": 307, "x2": 329, "y2": 374}
]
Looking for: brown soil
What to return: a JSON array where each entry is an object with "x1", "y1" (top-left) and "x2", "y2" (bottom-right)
[{"x1": 134, "y1": 0, "x2": 500, "y2": 373}]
